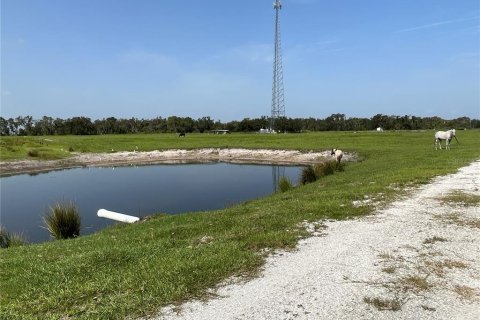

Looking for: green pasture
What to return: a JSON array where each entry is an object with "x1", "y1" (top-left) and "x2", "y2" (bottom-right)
[
  {"x1": 0, "y1": 130, "x2": 458, "y2": 161},
  {"x1": 1, "y1": 130, "x2": 479, "y2": 319}
]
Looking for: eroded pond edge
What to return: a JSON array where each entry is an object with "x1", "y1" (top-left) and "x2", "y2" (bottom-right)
[{"x1": 0, "y1": 148, "x2": 359, "y2": 177}]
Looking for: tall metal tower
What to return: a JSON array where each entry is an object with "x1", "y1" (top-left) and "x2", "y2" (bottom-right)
[{"x1": 270, "y1": 0, "x2": 285, "y2": 132}]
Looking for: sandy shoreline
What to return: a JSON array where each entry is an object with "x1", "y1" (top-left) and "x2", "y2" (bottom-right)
[{"x1": 0, "y1": 148, "x2": 356, "y2": 176}]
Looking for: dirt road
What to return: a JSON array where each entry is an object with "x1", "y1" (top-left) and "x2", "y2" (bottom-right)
[{"x1": 154, "y1": 161, "x2": 480, "y2": 320}]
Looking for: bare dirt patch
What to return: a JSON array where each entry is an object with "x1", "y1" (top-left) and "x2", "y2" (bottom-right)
[{"x1": 0, "y1": 149, "x2": 357, "y2": 177}]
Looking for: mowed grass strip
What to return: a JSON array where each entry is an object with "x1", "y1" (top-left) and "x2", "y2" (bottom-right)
[{"x1": 1, "y1": 130, "x2": 479, "y2": 319}]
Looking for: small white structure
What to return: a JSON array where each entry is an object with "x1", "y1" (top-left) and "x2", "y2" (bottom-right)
[
  {"x1": 259, "y1": 128, "x2": 276, "y2": 134},
  {"x1": 210, "y1": 130, "x2": 230, "y2": 135},
  {"x1": 376, "y1": 127, "x2": 384, "y2": 132},
  {"x1": 97, "y1": 209, "x2": 140, "y2": 223}
]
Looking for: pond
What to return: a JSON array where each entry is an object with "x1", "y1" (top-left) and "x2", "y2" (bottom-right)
[{"x1": 0, "y1": 163, "x2": 303, "y2": 243}]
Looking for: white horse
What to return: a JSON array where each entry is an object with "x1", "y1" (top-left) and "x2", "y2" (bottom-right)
[
  {"x1": 434, "y1": 129, "x2": 458, "y2": 150},
  {"x1": 331, "y1": 148, "x2": 343, "y2": 163}
]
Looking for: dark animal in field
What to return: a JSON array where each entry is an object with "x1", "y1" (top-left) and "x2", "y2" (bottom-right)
[{"x1": 179, "y1": 133, "x2": 185, "y2": 138}]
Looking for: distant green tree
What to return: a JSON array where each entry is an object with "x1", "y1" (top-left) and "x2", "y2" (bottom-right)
[
  {"x1": 66, "y1": 117, "x2": 96, "y2": 135},
  {"x1": 146, "y1": 117, "x2": 167, "y2": 133},
  {"x1": 54, "y1": 118, "x2": 67, "y2": 134},
  {"x1": 35, "y1": 116, "x2": 55, "y2": 135},
  {"x1": 0, "y1": 117, "x2": 9, "y2": 136},
  {"x1": 196, "y1": 116, "x2": 214, "y2": 133},
  {"x1": 2, "y1": 114, "x2": 479, "y2": 135},
  {"x1": 7, "y1": 118, "x2": 19, "y2": 135},
  {"x1": 225, "y1": 120, "x2": 240, "y2": 132},
  {"x1": 325, "y1": 113, "x2": 346, "y2": 131}
]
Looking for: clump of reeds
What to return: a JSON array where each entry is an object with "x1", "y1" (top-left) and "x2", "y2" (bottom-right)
[
  {"x1": 313, "y1": 160, "x2": 336, "y2": 178},
  {"x1": 300, "y1": 166, "x2": 317, "y2": 185},
  {"x1": 43, "y1": 202, "x2": 81, "y2": 240},
  {"x1": 278, "y1": 176, "x2": 293, "y2": 192},
  {"x1": 27, "y1": 149, "x2": 39, "y2": 157},
  {"x1": 300, "y1": 160, "x2": 347, "y2": 185},
  {"x1": 314, "y1": 160, "x2": 346, "y2": 178},
  {"x1": 335, "y1": 161, "x2": 346, "y2": 172},
  {"x1": 0, "y1": 226, "x2": 26, "y2": 249}
]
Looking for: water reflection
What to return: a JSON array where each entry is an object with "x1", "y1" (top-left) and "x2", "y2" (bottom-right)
[{"x1": 272, "y1": 166, "x2": 286, "y2": 192}]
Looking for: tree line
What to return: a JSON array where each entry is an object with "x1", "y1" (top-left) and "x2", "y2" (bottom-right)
[{"x1": 0, "y1": 114, "x2": 478, "y2": 136}]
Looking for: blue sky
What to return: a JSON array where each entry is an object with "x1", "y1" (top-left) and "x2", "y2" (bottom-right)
[{"x1": 1, "y1": 0, "x2": 479, "y2": 121}]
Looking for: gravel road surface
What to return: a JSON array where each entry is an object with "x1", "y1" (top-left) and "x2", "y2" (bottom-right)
[{"x1": 153, "y1": 161, "x2": 480, "y2": 320}]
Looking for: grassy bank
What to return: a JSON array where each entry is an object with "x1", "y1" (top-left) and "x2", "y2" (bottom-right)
[{"x1": 1, "y1": 130, "x2": 479, "y2": 319}]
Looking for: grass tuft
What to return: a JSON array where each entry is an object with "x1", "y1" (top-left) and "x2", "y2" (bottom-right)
[
  {"x1": 364, "y1": 296, "x2": 402, "y2": 311},
  {"x1": 27, "y1": 149, "x2": 39, "y2": 157},
  {"x1": 278, "y1": 176, "x2": 293, "y2": 192},
  {"x1": 300, "y1": 166, "x2": 317, "y2": 185},
  {"x1": 313, "y1": 161, "x2": 336, "y2": 178},
  {"x1": 335, "y1": 161, "x2": 346, "y2": 172},
  {"x1": 438, "y1": 191, "x2": 480, "y2": 206},
  {"x1": 423, "y1": 236, "x2": 447, "y2": 244},
  {"x1": 401, "y1": 275, "x2": 431, "y2": 292},
  {"x1": 382, "y1": 266, "x2": 396, "y2": 274},
  {"x1": 0, "y1": 226, "x2": 26, "y2": 248},
  {"x1": 453, "y1": 285, "x2": 478, "y2": 300},
  {"x1": 437, "y1": 213, "x2": 480, "y2": 229},
  {"x1": 424, "y1": 259, "x2": 467, "y2": 277},
  {"x1": 43, "y1": 202, "x2": 81, "y2": 240}
]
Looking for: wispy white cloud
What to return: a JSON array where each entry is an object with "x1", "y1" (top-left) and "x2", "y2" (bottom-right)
[{"x1": 398, "y1": 16, "x2": 479, "y2": 33}]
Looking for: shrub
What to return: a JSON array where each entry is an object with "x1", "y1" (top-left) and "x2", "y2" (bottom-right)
[
  {"x1": 27, "y1": 149, "x2": 39, "y2": 157},
  {"x1": 300, "y1": 166, "x2": 317, "y2": 185},
  {"x1": 313, "y1": 161, "x2": 336, "y2": 178},
  {"x1": 335, "y1": 161, "x2": 346, "y2": 172},
  {"x1": 43, "y1": 202, "x2": 81, "y2": 240},
  {"x1": 0, "y1": 226, "x2": 25, "y2": 248},
  {"x1": 278, "y1": 176, "x2": 293, "y2": 192},
  {"x1": 313, "y1": 160, "x2": 346, "y2": 179}
]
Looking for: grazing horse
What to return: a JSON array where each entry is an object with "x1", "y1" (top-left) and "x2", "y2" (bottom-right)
[
  {"x1": 434, "y1": 129, "x2": 458, "y2": 150},
  {"x1": 178, "y1": 133, "x2": 185, "y2": 138},
  {"x1": 331, "y1": 148, "x2": 343, "y2": 163}
]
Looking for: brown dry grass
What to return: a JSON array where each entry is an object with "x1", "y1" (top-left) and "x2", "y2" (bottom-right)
[
  {"x1": 453, "y1": 285, "x2": 478, "y2": 301},
  {"x1": 363, "y1": 297, "x2": 402, "y2": 311},
  {"x1": 438, "y1": 191, "x2": 480, "y2": 206}
]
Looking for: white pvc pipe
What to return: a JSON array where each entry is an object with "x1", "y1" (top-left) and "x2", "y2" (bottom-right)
[{"x1": 97, "y1": 209, "x2": 140, "y2": 223}]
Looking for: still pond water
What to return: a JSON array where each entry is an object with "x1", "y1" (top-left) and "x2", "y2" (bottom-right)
[{"x1": 0, "y1": 163, "x2": 302, "y2": 243}]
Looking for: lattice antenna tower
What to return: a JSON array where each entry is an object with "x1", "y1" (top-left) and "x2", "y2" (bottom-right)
[{"x1": 270, "y1": 0, "x2": 285, "y2": 131}]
